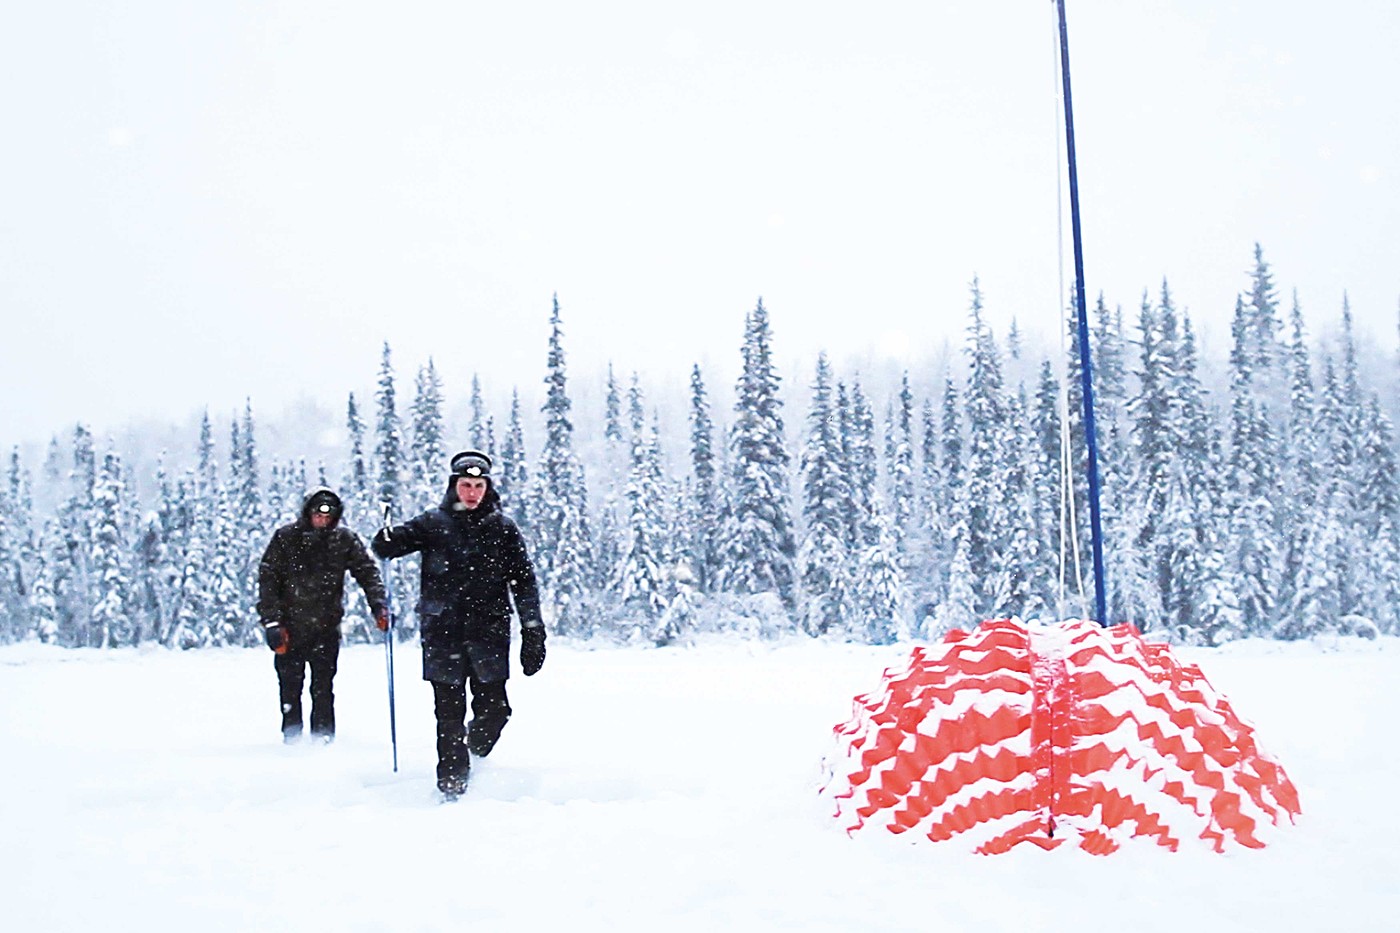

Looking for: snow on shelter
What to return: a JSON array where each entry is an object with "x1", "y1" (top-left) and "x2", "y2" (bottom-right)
[{"x1": 820, "y1": 619, "x2": 1301, "y2": 854}]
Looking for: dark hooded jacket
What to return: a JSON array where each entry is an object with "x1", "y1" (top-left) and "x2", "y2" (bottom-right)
[
  {"x1": 257, "y1": 487, "x2": 387, "y2": 635},
  {"x1": 372, "y1": 477, "x2": 541, "y2": 685}
]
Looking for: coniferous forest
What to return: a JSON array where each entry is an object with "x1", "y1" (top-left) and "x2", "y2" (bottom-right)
[{"x1": 2, "y1": 246, "x2": 1397, "y2": 649}]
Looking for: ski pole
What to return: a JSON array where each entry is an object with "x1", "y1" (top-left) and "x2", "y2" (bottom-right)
[{"x1": 380, "y1": 501, "x2": 399, "y2": 773}]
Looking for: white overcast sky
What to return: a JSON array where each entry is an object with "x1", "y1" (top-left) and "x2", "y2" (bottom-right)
[{"x1": 2, "y1": 1, "x2": 1397, "y2": 448}]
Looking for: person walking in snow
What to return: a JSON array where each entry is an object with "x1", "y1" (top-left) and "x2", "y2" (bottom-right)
[
  {"x1": 257, "y1": 487, "x2": 389, "y2": 743},
  {"x1": 372, "y1": 450, "x2": 546, "y2": 800}
]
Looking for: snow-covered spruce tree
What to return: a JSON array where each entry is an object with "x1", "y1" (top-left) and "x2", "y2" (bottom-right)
[
  {"x1": 1158, "y1": 459, "x2": 1241, "y2": 645},
  {"x1": 89, "y1": 449, "x2": 134, "y2": 647},
  {"x1": 42, "y1": 435, "x2": 62, "y2": 488},
  {"x1": 372, "y1": 341, "x2": 416, "y2": 639},
  {"x1": 1193, "y1": 522, "x2": 1246, "y2": 645},
  {"x1": 237, "y1": 399, "x2": 261, "y2": 528},
  {"x1": 53, "y1": 424, "x2": 96, "y2": 646},
  {"x1": 499, "y1": 388, "x2": 531, "y2": 534},
  {"x1": 266, "y1": 463, "x2": 288, "y2": 523},
  {"x1": 232, "y1": 400, "x2": 264, "y2": 645},
  {"x1": 169, "y1": 479, "x2": 213, "y2": 649},
  {"x1": 798, "y1": 353, "x2": 851, "y2": 636},
  {"x1": 483, "y1": 417, "x2": 497, "y2": 469},
  {"x1": 1245, "y1": 243, "x2": 1284, "y2": 375},
  {"x1": 535, "y1": 295, "x2": 595, "y2": 634},
  {"x1": 344, "y1": 392, "x2": 371, "y2": 516},
  {"x1": 197, "y1": 472, "x2": 243, "y2": 647},
  {"x1": 1226, "y1": 295, "x2": 1281, "y2": 636},
  {"x1": 855, "y1": 494, "x2": 911, "y2": 644},
  {"x1": 1341, "y1": 295, "x2": 1365, "y2": 418},
  {"x1": 937, "y1": 373, "x2": 965, "y2": 545},
  {"x1": 845, "y1": 378, "x2": 878, "y2": 547},
  {"x1": 627, "y1": 372, "x2": 645, "y2": 440},
  {"x1": 294, "y1": 459, "x2": 312, "y2": 509},
  {"x1": 410, "y1": 358, "x2": 447, "y2": 505},
  {"x1": 1031, "y1": 361, "x2": 1068, "y2": 611},
  {"x1": 552, "y1": 459, "x2": 596, "y2": 637},
  {"x1": 1178, "y1": 312, "x2": 1227, "y2": 525},
  {"x1": 0, "y1": 447, "x2": 33, "y2": 642},
  {"x1": 604, "y1": 363, "x2": 623, "y2": 443},
  {"x1": 908, "y1": 395, "x2": 947, "y2": 627},
  {"x1": 149, "y1": 453, "x2": 188, "y2": 641},
  {"x1": 0, "y1": 496, "x2": 22, "y2": 643},
  {"x1": 651, "y1": 548, "x2": 698, "y2": 647},
  {"x1": 714, "y1": 298, "x2": 796, "y2": 614},
  {"x1": 132, "y1": 466, "x2": 175, "y2": 646},
  {"x1": 375, "y1": 343, "x2": 404, "y2": 513},
  {"x1": 595, "y1": 491, "x2": 623, "y2": 605},
  {"x1": 613, "y1": 415, "x2": 668, "y2": 635},
  {"x1": 1278, "y1": 471, "x2": 1345, "y2": 641},
  {"x1": 833, "y1": 381, "x2": 852, "y2": 476},
  {"x1": 7, "y1": 447, "x2": 32, "y2": 531},
  {"x1": 1092, "y1": 299, "x2": 1131, "y2": 487},
  {"x1": 1000, "y1": 386, "x2": 1048, "y2": 620},
  {"x1": 196, "y1": 410, "x2": 216, "y2": 498},
  {"x1": 1126, "y1": 282, "x2": 1225, "y2": 633},
  {"x1": 535, "y1": 294, "x2": 574, "y2": 586},
  {"x1": 1317, "y1": 347, "x2": 1366, "y2": 621},
  {"x1": 28, "y1": 523, "x2": 59, "y2": 643},
  {"x1": 687, "y1": 363, "x2": 718, "y2": 592},
  {"x1": 933, "y1": 534, "x2": 977, "y2": 636},
  {"x1": 961, "y1": 278, "x2": 1013, "y2": 616},
  {"x1": 1354, "y1": 395, "x2": 1400, "y2": 632},
  {"x1": 888, "y1": 373, "x2": 916, "y2": 540},
  {"x1": 469, "y1": 373, "x2": 486, "y2": 451},
  {"x1": 1103, "y1": 481, "x2": 1157, "y2": 628},
  {"x1": 1091, "y1": 295, "x2": 1141, "y2": 624},
  {"x1": 7, "y1": 447, "x2": 33, "y2": 572},
  {"x1": 1126, "y1": 289, "x2": 1172, "y2": 554},
  {"x1": 1277, "y1": 291, "x2": 1319, "y2": 618},
  {"x1": 159, "y1": 453, "x2": 196, "y2": 640},
  {"x1": 1336, "y1": 298, "x2": 1373, "y2": 617}
]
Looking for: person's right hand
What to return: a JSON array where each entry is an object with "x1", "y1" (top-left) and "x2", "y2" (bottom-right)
[{"x1": 264, "y1": 622, "x2": 289, "y2": 655}]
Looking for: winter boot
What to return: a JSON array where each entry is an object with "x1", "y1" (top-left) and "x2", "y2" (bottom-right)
[{"x1": 437, "y1": 773, "x2": 468, "y2": 801}]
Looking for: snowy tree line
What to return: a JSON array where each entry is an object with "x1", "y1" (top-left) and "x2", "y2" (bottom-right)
[{"x1": 1, "y1": 248, "x2": 1397, "y2": 648}]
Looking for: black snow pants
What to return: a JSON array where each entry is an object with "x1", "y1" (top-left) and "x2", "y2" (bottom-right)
[
  {"x1": 432, "y1": 675, "x2": 512, "y2": 781},
  {"x1": 275, "y1": 627, "x2": 341, "y2": 739}
]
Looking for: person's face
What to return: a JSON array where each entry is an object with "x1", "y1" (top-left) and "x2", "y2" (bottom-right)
[
  {"x1": 456, "y1": 476, "x2": 488, "y2": 509},
  {"x1": 310, "y1": 510, "x2": 334, "y2": 529}
]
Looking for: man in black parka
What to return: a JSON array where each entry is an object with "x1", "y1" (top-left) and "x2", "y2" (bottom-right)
[
  {"x1": 372, "y1": 450, "x2": 546, "y2": 798},
  {"x1": 257, "y1": 487, "x2": 388, "y2": 743}
]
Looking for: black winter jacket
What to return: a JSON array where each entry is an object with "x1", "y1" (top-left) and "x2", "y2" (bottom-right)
[
  {"x1": 372, "y1": 481, "x2": 541, "y2": 685},
  {"x1": 257, "y1": 488, "x2": 387, "y2": 636}
]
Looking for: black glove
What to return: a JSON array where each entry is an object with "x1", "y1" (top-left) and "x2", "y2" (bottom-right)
[
  {"x1": 520, "y1": 625, "x2": 546, "y2": 676},
  {"x1": 264, "y1": 622, "x2": 288, "y2": 654}
]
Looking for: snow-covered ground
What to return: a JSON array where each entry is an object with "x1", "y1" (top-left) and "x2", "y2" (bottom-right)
[{"x1": 2, "y1": 634, "x2": 1396, "y2": 932}]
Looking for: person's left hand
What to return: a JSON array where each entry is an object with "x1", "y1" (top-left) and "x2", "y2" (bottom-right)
[{"x1": 521, "y1": 626, "x2": 546, "y2": 676}]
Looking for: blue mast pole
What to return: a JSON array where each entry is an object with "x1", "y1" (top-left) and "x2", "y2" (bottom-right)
[{"x1": 1055, "y1": 0, "x2": 1109, "y2": 627}]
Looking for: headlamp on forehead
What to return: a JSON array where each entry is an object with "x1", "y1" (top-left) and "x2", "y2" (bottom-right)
[
  {"x1": 450, "y1": 449, "x2": 493, "y2": 478},
  {"x1": 315, "y1": 503, "x2": 333, "y2": 513}
]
